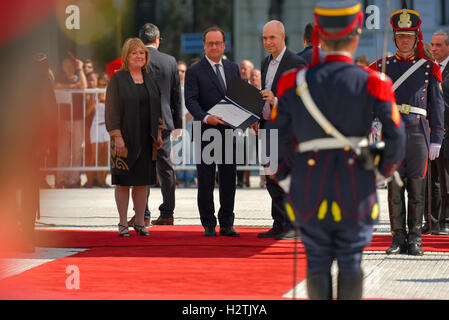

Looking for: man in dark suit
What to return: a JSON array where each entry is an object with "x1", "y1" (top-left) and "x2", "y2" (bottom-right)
[
  {"x1": 258, "y1": 20, "x2": 306, "y2": 240},
  {"x1": 128, "y1": 23, "x2": 182, "y2": 226},
  {"x1": 426, "y1": 29, "x2": 449, "y2": 235},
  {"x1": 297, "y1": 22, "x2": 314, "y2": 64},
  {"x1": 184, "y1": 26, "x2": 241, "y2": 237},
  {"x1": 297, "y1": 22, "x2": 324, "y2": 65}
]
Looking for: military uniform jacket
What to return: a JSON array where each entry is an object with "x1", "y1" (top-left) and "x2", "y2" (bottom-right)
[
  {"x1": 370, "y1": 54, "x2": 445, "y2": 148},
  {"x1": 268, "y1": 54, "x2": 406, "y2": 227}
]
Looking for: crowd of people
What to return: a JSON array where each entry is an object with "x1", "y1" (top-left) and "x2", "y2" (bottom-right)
[{"x1": 34, "y1": 0, "x2": 449, "y2": 300}]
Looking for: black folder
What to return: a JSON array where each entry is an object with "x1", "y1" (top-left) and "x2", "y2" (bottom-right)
[{"x1": 208, "y1": 76, "x2": 265, "y2": 130}]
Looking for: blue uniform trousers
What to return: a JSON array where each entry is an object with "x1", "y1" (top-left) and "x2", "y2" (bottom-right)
[{"x1": 298, "y1": 220, "x2": 374, "y2": 275}]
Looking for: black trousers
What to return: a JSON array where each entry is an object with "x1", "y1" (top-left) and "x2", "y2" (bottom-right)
[
  {"x1": 426, "y1": 152, "x2": 449, "y2": 227},
  {"x1": 265, "y1": 176, "x2": 290, "y2": 232},
  {"x1": 196, "y1": 123, "x2": 237, "y2": 229},
  {"x1": 425, "y1": 159, "x2": 441, "y2": 226},
  {"x1": 388, "y1": 125, "x2": 428, "y2": 236},
  {"x1": 146, "y1": 129, "x2": 176, "y2": 218}
]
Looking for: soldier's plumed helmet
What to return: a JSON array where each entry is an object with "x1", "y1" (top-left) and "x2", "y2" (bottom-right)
[
  {"x1": 315, "y1": 0, "x2": 363, "y2": 38},
  {"x1": 311, "y1": 0, "x2": 363, "y2": 66},
  {"x1": 390, "y1": 9, "x2": 421, "y2": 35},
  {"x1": 390, "y1": 8, "x2": 424, "y2": 57}
]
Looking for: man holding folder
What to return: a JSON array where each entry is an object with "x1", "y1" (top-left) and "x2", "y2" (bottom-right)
[
  {"x1": 184, "y1": 26, "x2": 241, "y2": 237},
  {"x1": 258, "y1": 20, "x2": 307, "y2": 240}
]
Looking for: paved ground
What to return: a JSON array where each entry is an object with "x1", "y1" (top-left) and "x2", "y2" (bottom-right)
[{"x1": 2, "y1": 175, "x2": 449, "y2": 300}]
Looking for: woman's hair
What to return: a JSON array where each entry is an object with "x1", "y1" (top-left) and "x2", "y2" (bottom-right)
[{"x1": 121, "y1": 38, "x2": 150, "y2": 72}]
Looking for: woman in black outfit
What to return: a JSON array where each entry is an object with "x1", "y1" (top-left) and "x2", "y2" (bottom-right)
[{"x1": 106, "y1": 38, "x2": 163, "y2": 237}]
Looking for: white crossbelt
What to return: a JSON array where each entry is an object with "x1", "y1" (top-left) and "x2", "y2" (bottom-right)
[
  {"x1": 296, "y1": 69, "x2": 366, "y2": 155},
  {"x1": 297, "y1": 137, "x2": 369, "y2": 153},
  {"x1": 397, "y1": 103, "x2": 427, "y2": 116},
  {"x1": 392, "y1": 58, "x2": 426, "y2": 91}
]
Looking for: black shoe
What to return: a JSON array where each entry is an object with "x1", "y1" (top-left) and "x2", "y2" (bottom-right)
[
  {"x1": 408, "y1": 243, "x2": 424, "y2": 256},
  {"x1": 133, "y1": 223, "x2": 150, "y2": 236},
  {"x1": 386, "y1": 231, "x2": 407, "y2": 255},
  {"x1": 274, "y1": 229, "x2": 300, "y2": 240},
  {"x1": 257, "y1": 228, "x2": 282, "y2": 238},
  {"x1": 437, "y1": 223, "x2": 449, "y2": 235},
  {"x1": 219, "y1": 227, "x2": 240, "y2": 237},
  {"x1": 407, "y1": 234, "x2": 424, "y2": 256},
  {"x1": 204, "y1": 227, "x2": 217, "y2": 237},
  {"x1": 118, "y1": 224, "x2": 130, "y2": 237},
  {"x1": 386, "y1": 243, "x2": 408, "y2": 254}
]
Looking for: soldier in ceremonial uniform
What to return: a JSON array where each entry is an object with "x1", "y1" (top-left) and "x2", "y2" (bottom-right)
[
  {"x1": 370, "y1": 8, "x2": 445, "y2": 256},
  {"x1": 268, "y1": 0, "x2": 406, "y2": 300}
]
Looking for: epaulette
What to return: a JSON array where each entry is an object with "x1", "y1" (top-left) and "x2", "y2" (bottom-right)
[
  {"x1": 363, "y1": 67, "x2": 395, "y2": 102},
  {"x1": 271, "y1": 67, "x2": 306, "y2": 123},
  {"x1": 363, "y1": 67, "x2": 401, "y2": 128},
  {"x1": 368, "y1": 56, "x2": 394, "y2": 72},
  {"x1": 276, "y1": 67, "x2": 306, "y2": 99}
]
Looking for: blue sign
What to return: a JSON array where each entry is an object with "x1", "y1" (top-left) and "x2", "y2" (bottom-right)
[{"x1": 181, "y1": 33, "x2": 231, "y2": 53}]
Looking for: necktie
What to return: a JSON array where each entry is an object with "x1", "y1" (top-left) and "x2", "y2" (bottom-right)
[{"x1": 215, "y1": 64, "x2": 226, "y2": 93}]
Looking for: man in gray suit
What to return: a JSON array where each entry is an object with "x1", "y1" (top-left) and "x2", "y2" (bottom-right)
[{"x1": 129, "y1": 23, "x2": 182, "y2": 226}]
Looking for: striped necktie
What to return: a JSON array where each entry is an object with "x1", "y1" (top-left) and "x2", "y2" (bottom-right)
[{"x1": 215, "y1": 64, "x2": 226, "y2": 94}]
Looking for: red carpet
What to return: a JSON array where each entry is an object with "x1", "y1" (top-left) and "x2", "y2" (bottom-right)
[
  {"x1": 0, "y1": 227, "x2": 307, "y2": 300},
  {"x1": 1, "y1": 226, "x2": 448, "y2": 300},
  {"x1": 26, "y1": 226, "x2": 449, "y2": 252}
]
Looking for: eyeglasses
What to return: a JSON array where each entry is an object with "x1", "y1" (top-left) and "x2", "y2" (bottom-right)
[{"x1": 205, "y1": 41, "x2": 224, "y2": 47}]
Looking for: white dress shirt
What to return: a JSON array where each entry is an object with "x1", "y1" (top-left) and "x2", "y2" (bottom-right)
[
  {"x1": 262, "y1": 46, "x2": 287, "y2": 120},
  {"x1": 438, "y1": 55, "x2": 449, "y2": 72},
  {"x1": 203, "y1": 55, "x2": 227, "y2": 123}
]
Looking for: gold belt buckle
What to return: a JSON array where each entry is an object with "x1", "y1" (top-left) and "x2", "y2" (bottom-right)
[{"x1": 400, "y1": 104, "x2": 411, "y2": 114}]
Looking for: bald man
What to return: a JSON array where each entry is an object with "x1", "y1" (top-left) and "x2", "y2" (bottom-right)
[
  {"x1": 258, "y1": 20, "x2": 306, "y2": 240},
  {"x1": 240, "y1": 59, "x2": 254, "y2": 83}
]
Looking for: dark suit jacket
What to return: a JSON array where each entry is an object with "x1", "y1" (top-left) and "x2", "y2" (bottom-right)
[
  {"x1": 105, "y1": 69, "x2": 162, "y2": 174},
  {"x1": 260, "y1": 48, "x2": 307, "y2": 128},
  {"x1": 147, "y1": 46, "x2": 182, "y2": 131},
  {"x1": 441, "y1": 64, "x2": 449, "y2": 158},
  {"x1": 184, "y1": 56, "x2": 240, "y2": 122},
  {"x1": 297, "y1": 46, "x2": 324, "y2": 65}
]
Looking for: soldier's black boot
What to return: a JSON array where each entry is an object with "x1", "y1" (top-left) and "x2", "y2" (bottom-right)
[
  {"x1": 306, "y1": 272, "x2": 333, "y2": 300},
  {"x1": 407, "y1": 233, "x2": 424, "y2": 256},
  {"x1": 386, "y1": 230, "x2": 407, "y2": 254},
  {"x1": 337, "y1": 270, "x2": 363, "y2": 300},
  {"x1": 407, "y1": 178, "x2": 425, "y2": 256},
  {"x1": 387, "y1": 180, "x2": 407, "y2": 254}
]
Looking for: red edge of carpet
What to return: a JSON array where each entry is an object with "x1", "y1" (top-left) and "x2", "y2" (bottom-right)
[{"x1": 26, "y1": 226, "x2": 449, "y2": 252}]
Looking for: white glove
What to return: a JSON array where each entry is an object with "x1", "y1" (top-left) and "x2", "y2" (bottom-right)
[
  {"x1": 278, "y1": 175, "x2": 291, "y2": 194},
  {"x1": 429, "y1": 143, "x2": 441, "y2": 161}
]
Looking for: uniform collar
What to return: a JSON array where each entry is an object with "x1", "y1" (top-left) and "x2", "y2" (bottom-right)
[
  {"x1": 324, "y1": 51, "x2": 353, "y2": 64},
  {"x1": 394, "y1": 53, "x2": 416, "y2": 63}
]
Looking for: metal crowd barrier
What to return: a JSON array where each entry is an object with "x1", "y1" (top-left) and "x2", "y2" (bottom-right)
[{"x1": 42, "y1": 89, "x2": 264, "y2": 173}]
